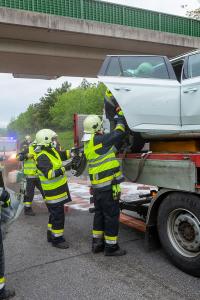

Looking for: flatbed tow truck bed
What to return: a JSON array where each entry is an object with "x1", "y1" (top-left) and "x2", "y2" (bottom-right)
[{"x1": 116, "y1": 152, "x2": 200, "y2": 277}]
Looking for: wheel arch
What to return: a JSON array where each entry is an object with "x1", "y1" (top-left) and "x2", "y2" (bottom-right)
[{"x1": 147, "y1": 189, "x2": 173, "y2": 227}]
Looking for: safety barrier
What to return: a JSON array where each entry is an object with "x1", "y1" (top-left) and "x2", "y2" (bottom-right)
[{"x1": 0, "y1": 0, "x2": 200, "y2": 37}]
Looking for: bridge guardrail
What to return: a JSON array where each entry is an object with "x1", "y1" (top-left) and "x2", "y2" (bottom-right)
[{"x1": 0, "y1": 0, "x2": 200, "y2": 37}]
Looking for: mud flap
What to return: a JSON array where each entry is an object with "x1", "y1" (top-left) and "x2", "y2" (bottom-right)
[{"x1": 145, "y1": 224, "x2": 161, "y2": 251}]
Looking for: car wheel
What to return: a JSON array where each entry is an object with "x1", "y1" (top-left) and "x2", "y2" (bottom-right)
[
  {"x1": 157, "y1": 192, "x2": 200, "y2": 277},
  {"x1": 129, "y1": 132, "x2": 145, "y2": 153}
]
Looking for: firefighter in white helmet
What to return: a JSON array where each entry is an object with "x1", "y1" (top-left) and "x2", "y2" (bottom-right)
[
  {"x1": 82, "y1": 111, "x2": 127, "y2": 256},
  {"x1": 34, "y1": 129, "x2": 72, "y2": 249}
]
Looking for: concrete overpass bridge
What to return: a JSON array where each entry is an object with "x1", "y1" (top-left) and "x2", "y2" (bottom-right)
[{"x1": 0, "y1": 0, "x2": 200, "y2": 78}]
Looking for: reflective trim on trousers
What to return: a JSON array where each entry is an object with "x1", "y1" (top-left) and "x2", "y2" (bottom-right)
[
  {"x1": 52, "y1": 233, "x2": 64, "y2": 237},
  {"x1": 0, "y1": 277, "x2": 5, "y2": 290},
  {"x1": 52, "y1": 229, "x2": 64, "y2": 237},
  {"x1": 105, "y1": 235, "x2": 118, "y2": 244},
  {"x1": 48, "y1": 223, "x2": 52, "y2": 231},
  {"x1": 45, "y1": 196, "x2": 68, "y2": 205},
  {"x1": 88, "y1": 157, "x2": 117, "y2": 168},
  {"x1": 24, "y1": 202, "x2": 32, "y2": 207},
  {"x1": 92, "y1": 230, "x2": 104, "y2": 238},
  {"x1": 40, "y1": 175, "x2": 66, "y2": 185}
]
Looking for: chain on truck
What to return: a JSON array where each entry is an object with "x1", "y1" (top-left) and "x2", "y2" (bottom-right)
[{"x1": 73, "y1": 112, "x2": 200, "y2": 278}]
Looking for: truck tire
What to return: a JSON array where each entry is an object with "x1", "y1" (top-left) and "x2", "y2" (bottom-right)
[{"x1": 157, "y1": 192, "x2": 200, "y2": 277}]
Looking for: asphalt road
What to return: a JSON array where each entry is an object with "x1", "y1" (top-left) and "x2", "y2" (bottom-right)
[{"x1": 3, "y1": 199, "x2": 200, "y2": 300}]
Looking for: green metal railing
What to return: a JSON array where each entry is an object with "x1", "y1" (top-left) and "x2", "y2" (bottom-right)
[{"x1": 0, "y1": 0, "x2": 200, "y2": 37}]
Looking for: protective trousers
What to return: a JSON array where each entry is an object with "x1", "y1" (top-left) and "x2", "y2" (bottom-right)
[
  {"x1": 93, "y1": 189, "x2": 120, "y2": 247},
  {"x1": 24, "y1": 177, "x2": 44, "y2": 207},
  {"x1": 0, "y1": 225, "x2": 5, "y2": 292},
  {"x1": 46, "y1": 203, "x2": 65, "y2": 243}
]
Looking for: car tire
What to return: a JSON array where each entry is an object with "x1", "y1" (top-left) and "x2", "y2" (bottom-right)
[
  {"x1": 157, "y1": 192, "x2": 200, "y2": 277},
  {"x1": 129, "y1": 132, "x2": 145, "y2": 153}
]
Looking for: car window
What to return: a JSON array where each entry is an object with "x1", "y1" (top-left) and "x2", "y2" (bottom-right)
[
  {"x1": 171, "y1": 60, "x2": 185, "y2": 82},
  {"x1": 105, "y1": 56, "x2": 169, "y2": 79},
  {"x1": 188, "y1": 53, "x2": 200, "y2": 78},
  {"x1": 106, "y1": 57, "x2": 121, "y2": 76},
  {"x1": 120, "y1": 56, "x2": 169, "y2": 79}
]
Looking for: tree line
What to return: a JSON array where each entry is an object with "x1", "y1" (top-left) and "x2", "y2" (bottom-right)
[{"x1": 7, "y1": 79, "x2": 106, "y2": 136}]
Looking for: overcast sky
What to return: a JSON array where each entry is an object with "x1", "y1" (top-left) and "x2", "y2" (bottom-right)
[{"x1": 1, "y1": 0, "x2": 199, "y2": 127}]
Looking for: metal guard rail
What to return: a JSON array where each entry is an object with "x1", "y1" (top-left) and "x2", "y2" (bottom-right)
[{"x1": 0, "y1": 0, "x2": 200, "y2": 37}]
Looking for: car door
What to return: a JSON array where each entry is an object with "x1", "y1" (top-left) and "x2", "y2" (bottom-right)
[
  {"x1": 98, "y1": 55, "x2": 181, "y2": 132},
  {"x1": 181, "y1": 52, "x2": 200, "y2": 130}
]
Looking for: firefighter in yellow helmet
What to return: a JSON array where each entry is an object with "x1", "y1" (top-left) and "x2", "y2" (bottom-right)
[
  {"x1": 18, "y1": 135, "x2": 44, "y2": 216},
  {"x1": 82, "y1": 112, "x2": 127, "y2": 256},
  {"x1": 35, "y1": 129, "x2": 72, "y2": 249}
]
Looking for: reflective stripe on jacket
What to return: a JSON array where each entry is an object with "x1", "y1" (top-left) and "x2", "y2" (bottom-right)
[
  {"x1": 36, "y1": 148, "x2": 68, "y2": 205},
  {"x1": 84, "y1": 134, "x2": 123, "y2": 189},
  {"x1": 23, "y1": 145, "x2": 38, "y2": 177}
]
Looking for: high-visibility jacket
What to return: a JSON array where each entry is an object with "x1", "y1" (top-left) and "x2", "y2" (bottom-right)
[
  {"x1": 23, "y1": 145, "x2": 38, "y2": 178},
  {"x1": 84, "y1": 132, "x2": 124, "y2": 190},
  {"x1": 36, "y1": 148, "x2": 69, "y2": 205}
]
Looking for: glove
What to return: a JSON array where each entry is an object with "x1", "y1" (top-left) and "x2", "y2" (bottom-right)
[
  {"x1": 115, "y1": 106, "x2": 124, "y2": 116},
  {"x1": 0, "y1": 189, "x2": 11, "y2": 208}
]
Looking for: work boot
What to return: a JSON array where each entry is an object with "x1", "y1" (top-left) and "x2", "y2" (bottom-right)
[
  {"x1": 0, "y1": 288, "x2": 15, "y2": 300},
  {"x1": 92, "y1": 238, "x2": 104, "y2": 253},
  {"x1": 47, "y1": 230, "x2": 52, "y2": 243},
  {"x1": 104, "y1": 244, "x2": 127, "y2": 257},
  {"x1": 24, "y1": 207, "x2": 35, "y2": 216},
  {"x1": 52, "y1": 237, "x2": 69, "y2": 249}
]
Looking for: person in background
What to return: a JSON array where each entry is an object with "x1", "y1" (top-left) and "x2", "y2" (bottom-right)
[{"x1": 18, "y1": 136, "x2": 44, "y2": 216}]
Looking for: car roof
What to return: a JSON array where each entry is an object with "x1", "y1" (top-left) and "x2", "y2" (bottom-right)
[
  {"x1": 106, "y1": 50, "x2": 200, "y2": 62},
  {"x1": 170, "y1": 49, "x2": 200, "y2": 62},
  {"x1": 107, "y1": 55, "x2": 161, "y2": 57}
]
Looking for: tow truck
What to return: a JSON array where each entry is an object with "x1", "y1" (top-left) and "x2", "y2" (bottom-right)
[{"x1": 74, "y1": 113, "x2": 200, "y2": 277}]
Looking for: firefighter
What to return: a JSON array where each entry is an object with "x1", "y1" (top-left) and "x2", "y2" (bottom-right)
[
  {"x1": 0, "y1": 188, "x2": 15, "y2": 299},
  {"x1": 35, "y1": 129, "x2": 72, "y2": 249},
  {"x1": 18, "y1": 136, "x2": 44, "y2": 216},
  {"x1": 82, "y1": 112, "x2": 127, "y2": 256}
]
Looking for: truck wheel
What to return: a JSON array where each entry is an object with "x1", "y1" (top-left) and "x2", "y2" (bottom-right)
[
  {"x1": 157, "y1": 192, "x2": 200, "y2": 277},
  {"x1": 129, "y1": 132, "x2": 145, "y2": 153}
]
